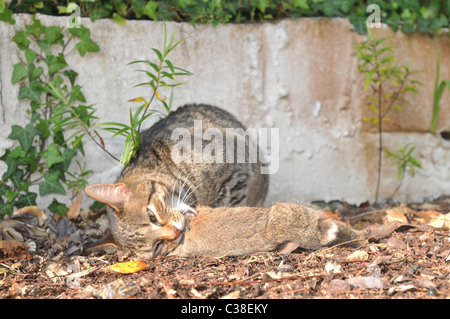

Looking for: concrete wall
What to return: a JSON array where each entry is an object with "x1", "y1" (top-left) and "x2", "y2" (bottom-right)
[{"x1": 1, "y1": 14, "x2": 449, "y2": 207}]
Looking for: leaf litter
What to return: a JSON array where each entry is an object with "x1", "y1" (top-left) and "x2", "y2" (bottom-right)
[{"x1": 0, "y1": 196, "x2": 449, "y2": 299}]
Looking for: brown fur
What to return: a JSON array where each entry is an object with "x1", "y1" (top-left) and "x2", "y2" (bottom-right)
[
  {"x1": 85, "y1": 104, "x2": 269, "y2": 254},
  {"x1": 158, "y1": 203, "x2": 365, "y2": 257}
]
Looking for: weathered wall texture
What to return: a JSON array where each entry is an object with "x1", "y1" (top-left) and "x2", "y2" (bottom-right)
[{"x1": 1, "y1": 14, "x2": 449, "y2": 207}]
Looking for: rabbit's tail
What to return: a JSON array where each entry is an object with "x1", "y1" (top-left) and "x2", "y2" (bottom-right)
[{"x1": 319, "y1": 218, "x2": 366, "y2": 248}]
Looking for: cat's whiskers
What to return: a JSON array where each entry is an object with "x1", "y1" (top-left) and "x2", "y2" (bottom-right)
[
  {"x1": 176, "y1": 172, "x2": 191, "y2": 210},
  {"x1": 171, "y1": 171, "x2": 183, "y2": 208},
  {"x1": 180, "y1": 177, "x2": 205, "y2": 209}
]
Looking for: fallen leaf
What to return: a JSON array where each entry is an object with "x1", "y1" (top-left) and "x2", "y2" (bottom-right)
[
  {"x1": 13, "y1": 206, "x2": 47, "y2": 226},
  {"x1": 385, "y1": 208, "x2": 408, "y2": 223},
  {"x1": 347, "y1": 275, "x2": 383, "y2": 289},
  {"x1": 386, "y1": 237, "x2": 407, "y2": 249},
  {"x1": 424, "y1": 212, "x2": 450, "y2": 228},
  {"x1": 389, "y1": 285, "x2": 415, "y2": 293},
  {"x1": 67, "y1": 194, "x2": 82, "y2": 219},
  {"x1": 328, "y1": 279, "x2": 350, "y2": 292},
  {"x1": 325, "y1": 262, "x2": 341, "y2": 274},
  {"x1": 108, "y1": 260, "x2": 150, "y2": 274},
  {"x1": 345, "y1": 250, "x2": 368, "y2": 262},
  {"x1": 220, "y1": 290, "x2": 241, "y2": 299},
  {"x1": 0, "y1": 240, "x2": 32, "y2": 262},
  {"x1": 48, "y1": 219, "x2": 77, "y2": 238}
]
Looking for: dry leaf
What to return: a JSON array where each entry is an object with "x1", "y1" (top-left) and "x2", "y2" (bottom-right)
[
  {"x1": 220, "y1": 290, "x2": 241, "y2": 299},
  {"x1": 13, "y1": 206, "x2": 47, "y2": 226},
  {"x1": 345, "y1": 250, "x2": 369, "y2": 262},
  {"x1": 325, "y1": 262, "x2": 341, "y2": 274},
  {"x1": 67, "y1": 194, "x2": 82, "y2": 219},
  {"x1": 0, "y1": 240, "x2": 32, "y2": 262},
  {"x1": 386, "y1": 237, "x2": 407, "y2": 249},
  {"x1": 424, "y1": 212, "x2": 450, "y2": 228},
  {"x1": 108, "y1": 260, "x2": 150, "y2": 274},
  {"x1": 385, "y1": 209, "x2": 408, "y2": 224}
]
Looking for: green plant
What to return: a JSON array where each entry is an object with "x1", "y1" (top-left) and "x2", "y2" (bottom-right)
[
  {"x1": 355, "y1": 27, "x2": 423, "y2": 202},
  {"x1": 0, "y1": 15, "x2": 100, "y2": 217},
  {"x1": 98, "y1": 22, "x2": 192, "y2": 166},
  {"x1": 430, "y1": 53, "x2": 450, "y2": 134},
  {"x1": 384, "y1": 143, "x2": 423, "y2": 198},
  {"x1": 2, "y1": 1, "x2": 449, "y2": 35}
]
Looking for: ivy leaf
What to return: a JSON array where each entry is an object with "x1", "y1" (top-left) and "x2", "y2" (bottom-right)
[
  {"x1": 62, "y1": 148, "x2": 77, "y2": 171},
  {"x1": 42, "y1": 143, "x2": 65, "y2": 168},
  {"x1": 12, "y1": 63, "x2": 29, "y2": 84},
  {"x1": 0, "y1": 150, "x2": 19, "y2": 180},
  {"x1": 44, "y1": 53, "x2": 68, "y2": 75},
  {"x1": 63, "y1": 69, "x2": 78, "y2": 87},
  {"x1": 12, "y1": 30, "x2": 29, "y2": 50},
  {"x1": 39, "y1": 170, "x2": 66, "y2": 196},
  {"x1": 0, "y1": 8, "x2": 16, "y2": 25},
  {"x1": 111, "y1": 12, "x2": 126, "y2": 25},
  {"x1": 24, "y1": 49, "x2": 37, "y2": 64},
  {"x1": 9, "y1": 169, "x2": 23, "y2": 188},
  {"x1": 0, "y1": 202, "x2": 14, "y2": 217},
  {"x1": 16, "y1": 192, "x2": 37, "y2": 208},
  {"x1": 37, "y1": 39, "x2": 52, "y2": 57},
  {"x1": 5, "y1": 190, "x2": 19, "y2": 203},
  {"x1": 44, "y1": 25, "x2": 63, "y2": 45},
  {"x1": 143, "y1": 1, "x2": 158, "y2": 20},
  {"x1": 69, "y1": 25, "x2": 100, "y2": 56},
  {"x1": 28, "y1": 64, "x2": 44, "y2": 81},
  {"x1": 48, "y1": 198, "x2": 68, "y2": 216},
  {"x1": 18, "y1": 80, "x2": 43, "y2": 103},
  {"x1": 8, "y1": 124, "x2": 40, "y2": 151}
]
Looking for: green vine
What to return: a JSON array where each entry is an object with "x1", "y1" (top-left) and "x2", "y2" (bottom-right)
[{"x1": 0, "y1": 15, "x2": 100, "y2": 217}]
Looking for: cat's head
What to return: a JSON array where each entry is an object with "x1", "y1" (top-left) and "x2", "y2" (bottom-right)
[{"x1": 85, "y1": 173, "x2": 197, "y2": 257}]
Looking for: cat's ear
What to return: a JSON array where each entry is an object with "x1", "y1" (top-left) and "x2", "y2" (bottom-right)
[
  {"x1": 85, "y1": 183, "x2": 131, "y2": 211},
  {"x1": 178, "y1": 203, "x2": 198, "y2": 217}
]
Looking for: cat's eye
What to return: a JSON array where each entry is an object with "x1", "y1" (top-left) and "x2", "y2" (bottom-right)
[{"x1": 147, "y1": 206, "x2": 160, "y2": 226}]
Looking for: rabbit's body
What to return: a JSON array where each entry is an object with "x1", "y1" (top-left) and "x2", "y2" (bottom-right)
[{"x1": 159, "y1": 203, "x2": 365, "y2": 257}]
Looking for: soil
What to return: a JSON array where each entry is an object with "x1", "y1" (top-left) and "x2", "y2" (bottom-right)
[{"x1": 0, "y1": 197, "x2": 449, "y2": 300}]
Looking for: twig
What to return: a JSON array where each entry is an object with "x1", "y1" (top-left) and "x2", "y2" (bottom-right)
[{"x1": 202, "y1": 273, "x2": 328, "y2": 286}]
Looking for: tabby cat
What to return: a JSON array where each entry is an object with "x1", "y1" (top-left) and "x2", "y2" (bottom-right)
[{"x1": 85, "y1": 104, "x2": 269, "y2": 254}]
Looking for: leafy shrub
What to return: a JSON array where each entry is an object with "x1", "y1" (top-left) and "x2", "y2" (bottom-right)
[
  {"x1": 0, "y1": 16, "x2": 100, "y2": 217},
  {"x1": 1, "y1": 0, "x2": 449, "y2": 34}
]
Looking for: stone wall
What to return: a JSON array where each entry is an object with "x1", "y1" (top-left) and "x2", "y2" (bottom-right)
[{"x1": 1, "y1": 14, "x2": 449, "y2": 207}]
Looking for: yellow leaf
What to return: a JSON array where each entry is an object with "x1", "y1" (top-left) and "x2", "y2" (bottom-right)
[
  {"x1": 155, "y1": 91, "x2": 166, "y2": 102},
  {"x1": 129, "y1": 97, "x2": 145, "y2": 102},
  {"x1": 108, "y1": 261, "x2": 150, "y2": 274}
]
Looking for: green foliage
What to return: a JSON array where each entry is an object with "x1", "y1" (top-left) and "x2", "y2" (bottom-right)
[
  {"x1": 384, "y1": 143, "x2": 422, "y2": 181},
  {"x1": 355, "y1": 27, "x2": 423, "y2": 202},
  {"x1": 0, "y1": 15, "x2": 99, "y2": 217},
  {"x1": 430, "y1": 54, "x2": 450, "y2": 134},
  {"x1": 3, "y1": 0, "x2": 449, "y2": 34},
  {"x1": 384, "y1": 143, "x2": 422, "y2": 198},
  {"x1": 98, "y1": 22, "x2": 192, "y2": 166}
]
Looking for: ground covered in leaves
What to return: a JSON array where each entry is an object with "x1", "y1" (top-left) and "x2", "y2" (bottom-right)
[{"x1": 0, "y1": 197, "x2": 449, "y2": 299}]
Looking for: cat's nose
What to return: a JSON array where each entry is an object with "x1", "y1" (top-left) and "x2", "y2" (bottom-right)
[
  {"x1": 172, "y1": 219, "x2": 185, "y2": 239},
  {"x1": 173, "y1": 226, "x2": 182, "y2": 239}
]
